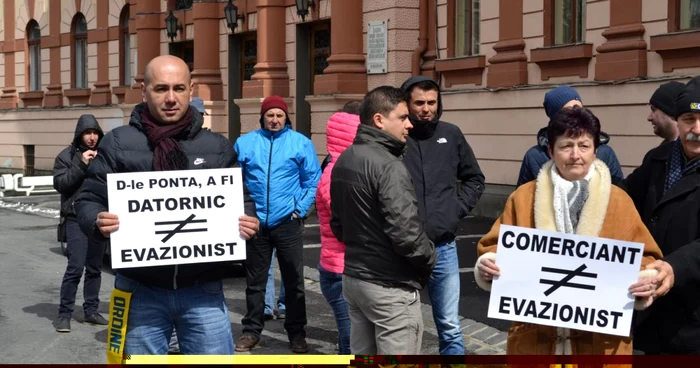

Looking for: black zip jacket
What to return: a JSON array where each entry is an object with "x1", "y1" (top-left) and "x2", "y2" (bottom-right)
[
  {"x1": 74, "y1": 103, "x2": 257, "y2": 290},
  {"x1": 622, "y1": 141, "x2": 700, "y2": 354},
  {"x1": 330, "y1": 124, "x2": 437, "y2": 290},
  {"x1": 53, "y1": 114, "x2": 104, "y2": 217},
  {"x1": 401, "y1": 76, "x2": 485, "y2": 245}
]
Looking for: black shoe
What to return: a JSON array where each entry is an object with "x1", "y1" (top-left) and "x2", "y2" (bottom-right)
[
  {"x1": 84, "y1": 313, "x2": 109, "y2": 326},
  {"x1": 289, "y1": 334, "x2": 309, "y2": 354},
  {"x1": 264, "y1": 313, "x2": 274, "y2": 321},
  {"x1": 275, "y1": 309, "x2": 286, "y2": 320},
  {"x1": 56, "y1": 317, "x2": 71, "y2": 333}
]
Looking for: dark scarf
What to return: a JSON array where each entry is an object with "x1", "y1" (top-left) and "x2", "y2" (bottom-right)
[
  {"x1": 665, "y1": 139, "x2": 700, "y2": 194},
  {"x1": 140, "y1": 107, "x2": 193, "y2": 171}
]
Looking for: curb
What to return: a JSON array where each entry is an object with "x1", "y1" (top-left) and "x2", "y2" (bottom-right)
[{"x1": 0, "y1": 198, "x2": 60, "y2": 218}]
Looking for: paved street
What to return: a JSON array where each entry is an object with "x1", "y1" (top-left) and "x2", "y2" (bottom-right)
[{"x1": 0, "y1": 194, "x2": 508, "y2": 363}]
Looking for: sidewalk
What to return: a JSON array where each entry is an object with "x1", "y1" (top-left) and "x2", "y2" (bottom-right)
[{"x1": 0, "y1": 193, "x2": 507, "y2": 354}]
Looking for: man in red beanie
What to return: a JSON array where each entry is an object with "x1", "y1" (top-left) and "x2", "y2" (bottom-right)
[{"x1": 234, "y1": 95, "x2": 321, "y2": 353}]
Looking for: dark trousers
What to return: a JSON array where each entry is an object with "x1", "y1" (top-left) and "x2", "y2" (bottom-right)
[
  {"x1": 58, "y1": 218, "x2": 106, "y2": 318},
  {"x1": 242, "y1": 218, "x2": 306, "y2": 339}
]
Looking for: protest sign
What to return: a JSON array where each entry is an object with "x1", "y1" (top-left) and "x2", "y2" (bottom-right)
[
  {"x1": 487, "y1": 225, "x2": 644, "y2": 337},
  {"x1": 107, "y1": 168, "x2": 246, "y2": 269}
]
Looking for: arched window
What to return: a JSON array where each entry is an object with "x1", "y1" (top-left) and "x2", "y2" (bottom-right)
[
  {"x1": 72, "y1": 13, "x2": 88, "y2": 89},
  {"x1": 120, "y1": 5, "x2": 131, "y2": 86},
  {"x1": 27, "y1": 20, "x2": 41, "y2": 91}
]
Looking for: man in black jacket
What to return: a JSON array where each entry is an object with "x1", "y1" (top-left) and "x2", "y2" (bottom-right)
[
  {"x1": 74, "y1": 55, "x2": 260, "y2": 355},
  {"x1": 330, "y1": 86, "x2": 437, "y2": 354},
  {"x1": 623, "y1": 76, "x2": 700, "y2": 354},
  {"x1": 400, "y1": 76, "x2": 484, "y2": 355},
  {"x1": 54, "y1": 114, "x2": 106, "y2": 333}
]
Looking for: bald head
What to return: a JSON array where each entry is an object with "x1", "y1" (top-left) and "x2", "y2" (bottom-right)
[
  {"x1": 141, "y1": 55, "x2": 193, "y2": 124},
  {"x1": 143, "y1": 55, "x2": 191, "y2": 86}
]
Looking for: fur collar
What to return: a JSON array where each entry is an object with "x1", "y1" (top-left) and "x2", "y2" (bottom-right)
[{"x1": 534, "y1": 159, "x2": 611, "y2": 236}]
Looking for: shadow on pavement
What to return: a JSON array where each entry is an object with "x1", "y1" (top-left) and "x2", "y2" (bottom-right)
[{"x1": 48, "y1": 246, "x2": 64, "y2": 257}]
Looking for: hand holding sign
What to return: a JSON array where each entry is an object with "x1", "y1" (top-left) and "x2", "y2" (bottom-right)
[
  {"x1": 645, "y1": 259, "x2": 675, "y2": 298},
  {"x1": 239, "y1": 215, "x2": 259, "y2": 240},
  {"x1": 628, "y1": 275, "x2": 656, "y2": 298},
  {"x1": 477, "y1": 256, "x2": 501, "y2": 281},
  {"x1": 97, "y1": 212, "x2": 120, "y2": 237}
]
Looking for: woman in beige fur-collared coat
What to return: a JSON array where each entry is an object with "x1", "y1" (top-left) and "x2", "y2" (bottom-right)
[{"x1": 475, "y1": 107, "x2": 664, "y2": 366}]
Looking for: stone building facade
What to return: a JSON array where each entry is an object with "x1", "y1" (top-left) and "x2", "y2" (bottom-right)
[{"x1": 0, "y1": 0, "x2": 699, "y2": 196}]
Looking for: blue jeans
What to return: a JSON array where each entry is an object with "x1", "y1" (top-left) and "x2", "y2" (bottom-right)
[
  {"x1": 318, "y1": 265, "x2": 351, "y2": 354},
  {"x1": 264, "y1": 248, "x2": 286, "y2": 316},
  {"x1": 114, "y1": 273, "x2": 234, "y2": 355},
  {"x1": 427, "y1": 240, "x2": 465, "y2": 355}
]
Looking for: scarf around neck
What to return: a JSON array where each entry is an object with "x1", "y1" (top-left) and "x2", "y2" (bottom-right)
[
  {"x1": 550, "y1": 163, "x2": 594, "y2": 234},
  {"x1": 665, "y1": 139, "x2": 700, "y2": 195},
  {"x1": 140, "y1": 107, "x2": 193, "y2": 171}
]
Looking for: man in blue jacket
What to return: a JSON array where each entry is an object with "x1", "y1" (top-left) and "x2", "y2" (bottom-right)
[
  {"x1": 234, "y1": 96, "x2": 321, "y2": 354},
  {"x1": 516, "y1": 86, "x2": 624, "y2": 186}
]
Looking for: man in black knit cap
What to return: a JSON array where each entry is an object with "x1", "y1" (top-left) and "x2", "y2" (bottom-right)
[
  {"x1": 623, "y1": 76, "x2": 700, "y2": 354},
  {"x1": 648, "y1": 81, "x2": 685, "y2": 144}
]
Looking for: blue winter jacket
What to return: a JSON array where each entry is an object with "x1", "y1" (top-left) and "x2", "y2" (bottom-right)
[
  {"x1": 234, "y1": 124, "x2": 321, "y2": 229},
  {"x1": 516, "y1": 126, "x2": 624, "y2": 187}
]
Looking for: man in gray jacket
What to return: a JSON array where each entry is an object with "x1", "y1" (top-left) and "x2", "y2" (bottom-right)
[{"x1": 331, "y1": 86, "x2": 437, "y2": 354}]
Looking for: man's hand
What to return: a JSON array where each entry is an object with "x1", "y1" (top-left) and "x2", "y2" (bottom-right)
[
  {"x1": 82, "y1": 150, "x2": 97, "y2": 165},
  {"x1": 629, "y1": 276, "x2": 656, "y2": 298},
  {"x1": 96, "y1": 212, "x2": 119, "y2": 237},
  {"x1": 646, "y1": 260, "x2": 675, "y2": 297},
  {"x1": 239, "y1": 215, "x2": 260, "y2": 240}
]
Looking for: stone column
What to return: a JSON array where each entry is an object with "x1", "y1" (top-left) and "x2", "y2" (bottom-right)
[
  {"x1": 0, "y1": 0, "x2": 17, "y2": 108},
  {"x1": 312, "y1": 0, "x2": 367, "y2": 94},
  {"x1": 595, "y1": 0, "x2": 646, "y2": 81},
  {"x1": 486, "y1": 0, "x2": 527, "y2": 88},
  {"x1": 90, "y1": 0, "x2": 112, "y2": 105},
  {"x1": 125, "y1": 0, "x2": 163, "y2": 103},
  {"x1": 420, "y1": 0, "x2": 438, "y2": 81},
  {"x1": 242, "y1": 0, "x2": 289, "y2": 98},
  {"x1": 191, "y1": 0, "x2": 223, "y2": 101},
  {"x1": 44, "y1": 0, "x2": 64, "y2": 107}
]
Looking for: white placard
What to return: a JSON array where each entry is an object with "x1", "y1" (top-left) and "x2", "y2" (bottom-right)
[
  {"x1": 107, "y1": 168, "x2": 246, "y2": 269},
  {"x1": 487, "y1": 225, "x2": 644, "y2": 337},
  {"x1": 367, "y1": 20, "x2": 388, "y2": 74}
]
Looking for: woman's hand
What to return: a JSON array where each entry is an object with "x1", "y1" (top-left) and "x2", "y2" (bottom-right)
[{"x1": 477, "y1": 257, "x2": 501, "y2": 282}]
